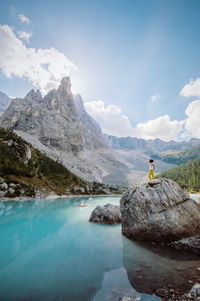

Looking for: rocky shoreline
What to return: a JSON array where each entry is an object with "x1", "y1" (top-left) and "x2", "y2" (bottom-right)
[{"x1": 0, "y1": 193, "x2": 122, "y2": 202}]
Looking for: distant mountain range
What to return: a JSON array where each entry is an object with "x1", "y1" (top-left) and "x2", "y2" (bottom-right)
[
  {"x1": 108, "y1": 135, "x2": 200, "y2": 153},
  {"x1": 0, "y1": 77, "x2": 199, "y2": 187},
  {"x1": 151, "y1": 144, "x2": 200, "y2": 165}
]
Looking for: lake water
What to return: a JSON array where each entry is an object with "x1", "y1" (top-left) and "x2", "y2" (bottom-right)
[{"x1": 0, "y1": 195, "x2": 200, "y2": 301}]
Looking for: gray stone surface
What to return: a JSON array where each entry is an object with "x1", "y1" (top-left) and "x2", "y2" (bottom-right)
[
  {"x1": 0, "y1": 182, "x2": 8, "y2": 190},
  {"x1": 89, "y1": 203, "x2": 121, "y2": 224},
  {"x1": 120, "y1": 178, "x2": 200, "y2": 243}
]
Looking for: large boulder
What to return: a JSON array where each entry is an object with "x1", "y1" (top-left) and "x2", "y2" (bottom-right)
[
  {"x1": 120, "y1": 178, "x2": 200, "y2": 243},
  {"x1": 89, "y1": 203, "x2": 121, "y2": 224}
]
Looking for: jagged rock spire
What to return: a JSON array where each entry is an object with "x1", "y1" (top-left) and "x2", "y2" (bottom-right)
[{"x1": 25, "y1": 89, "x2": 42, "y2": 102}]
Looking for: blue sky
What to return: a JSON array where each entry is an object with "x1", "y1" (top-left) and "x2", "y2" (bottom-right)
[{"x1": 0, "y1": 0, "x2": 200, "y2": 141}]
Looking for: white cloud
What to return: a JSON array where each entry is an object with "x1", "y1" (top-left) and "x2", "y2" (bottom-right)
[
  {"x1": 133, "y1": 115, "x2": 184, "y2": 141},
  {"x1": 84, "y1": 100, "x2": 135, "y2": 137},
  {"x1": 84, "y1": 98, "x2": 192, "y2": 141},
  {"x1": 0, "y1": 25, "x2": 78, "y2": 95},
  {"x1": 18, "y1": 14, "x2": 30, "y2": 24},
  {"x1": 84, "y1": 101, "x2": 185, "y2": 141},
  {"x1": 17, "y1": 30, "x2": 32, "y2": 42},
  {"x1": 180, "y1": 78, "x2": 200, "y2": 97},
  {"x1": 85, "y1": 80, "x2": 200, "y2": 141},
  {"x1": 150, "y1": 94, "x2": 161, "y2": 103},
  {"x1": 184, "y1": 100, "x2": 200, "y2": 138},
  {"x1": 179, "y1": 78, "x2": 200, "y2": 138}
]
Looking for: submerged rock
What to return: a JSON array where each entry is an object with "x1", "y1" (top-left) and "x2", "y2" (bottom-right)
[
  {"x1": 170, "y1": 236, "x2": 200, "y2": 256},
  {"x1": 89, "y1": 203, "x2": 121, "y2": 224},
  {"x1": 120, "y1": 178, "x2": 200, "y2": 243}
]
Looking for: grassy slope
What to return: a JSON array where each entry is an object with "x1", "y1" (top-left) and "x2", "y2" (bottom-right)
[{"x1": 0, "y1": 128, "x2": 99, "y2": 196}]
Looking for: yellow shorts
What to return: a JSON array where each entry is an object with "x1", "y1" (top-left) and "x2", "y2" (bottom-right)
[{"x1": 148, "y1": 170, "x2": 155, "y2": 180}]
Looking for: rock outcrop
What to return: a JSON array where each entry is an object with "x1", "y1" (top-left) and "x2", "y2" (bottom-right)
[
  {"x1": 89, "y1": 203, "x2": 121, "y2": 224},
  {"x1": 120, "y1": 178, "x2": 200, "y2": 243}
]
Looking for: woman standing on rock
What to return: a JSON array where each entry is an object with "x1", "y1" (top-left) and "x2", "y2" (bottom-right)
[{"x1": 148, "y1": 159, "x2": 155, "y2": 180}]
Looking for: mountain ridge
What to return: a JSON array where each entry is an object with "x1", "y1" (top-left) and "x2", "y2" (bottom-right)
[{"x1": 108, "y1": 135, "x2": 200, "y2": 153}]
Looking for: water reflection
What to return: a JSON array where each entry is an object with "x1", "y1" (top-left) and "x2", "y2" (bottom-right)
[{"x1": 123, "y1": 237, "x2": 200, "y2": 300}]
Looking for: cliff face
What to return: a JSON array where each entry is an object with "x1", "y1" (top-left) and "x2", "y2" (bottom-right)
[
  {"x1": 0, "y1": 92, "x2": 11, "y2": 114},
  {"x1": 0, "y1": 77, "x2": 110, "y2": 153}
]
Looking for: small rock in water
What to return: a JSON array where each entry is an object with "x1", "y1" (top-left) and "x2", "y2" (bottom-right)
[
  {"x1": 79, "y1": 202, "x2": 88, "y2": 207},
  {"x1": 89, "y1": 203, "x2": 121, "y2": 224}
]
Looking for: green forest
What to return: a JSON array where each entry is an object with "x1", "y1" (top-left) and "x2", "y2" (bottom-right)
[
  {"x1": 158, "y1": 157, "x2": 200, "y2": 192},
  {"x1": 0, "y1": 128, "x2": 90, "y2": 196}
]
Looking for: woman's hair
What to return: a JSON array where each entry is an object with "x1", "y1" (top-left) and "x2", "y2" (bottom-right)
[{"x1": 149, "y1": 159, "x2": 154, "y2": 163}]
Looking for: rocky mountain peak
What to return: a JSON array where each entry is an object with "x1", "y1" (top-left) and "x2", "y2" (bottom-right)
[
  {"x1": 0, "y1": 76, "x2": 110, "y2": 152},
  {"x1": 60, "y1": 76, "x2": 71, "y2": 88},
  {"x1": 58, "y1": 76, "x2": 72, "y2": 98},
  {"x1": 25, "y1": 89, "x2": 42, "y2": 103}
]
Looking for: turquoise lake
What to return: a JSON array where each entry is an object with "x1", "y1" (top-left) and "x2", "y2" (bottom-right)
[{"x1": 0, "y1": 195, "x2": 200, "y2": 301}]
